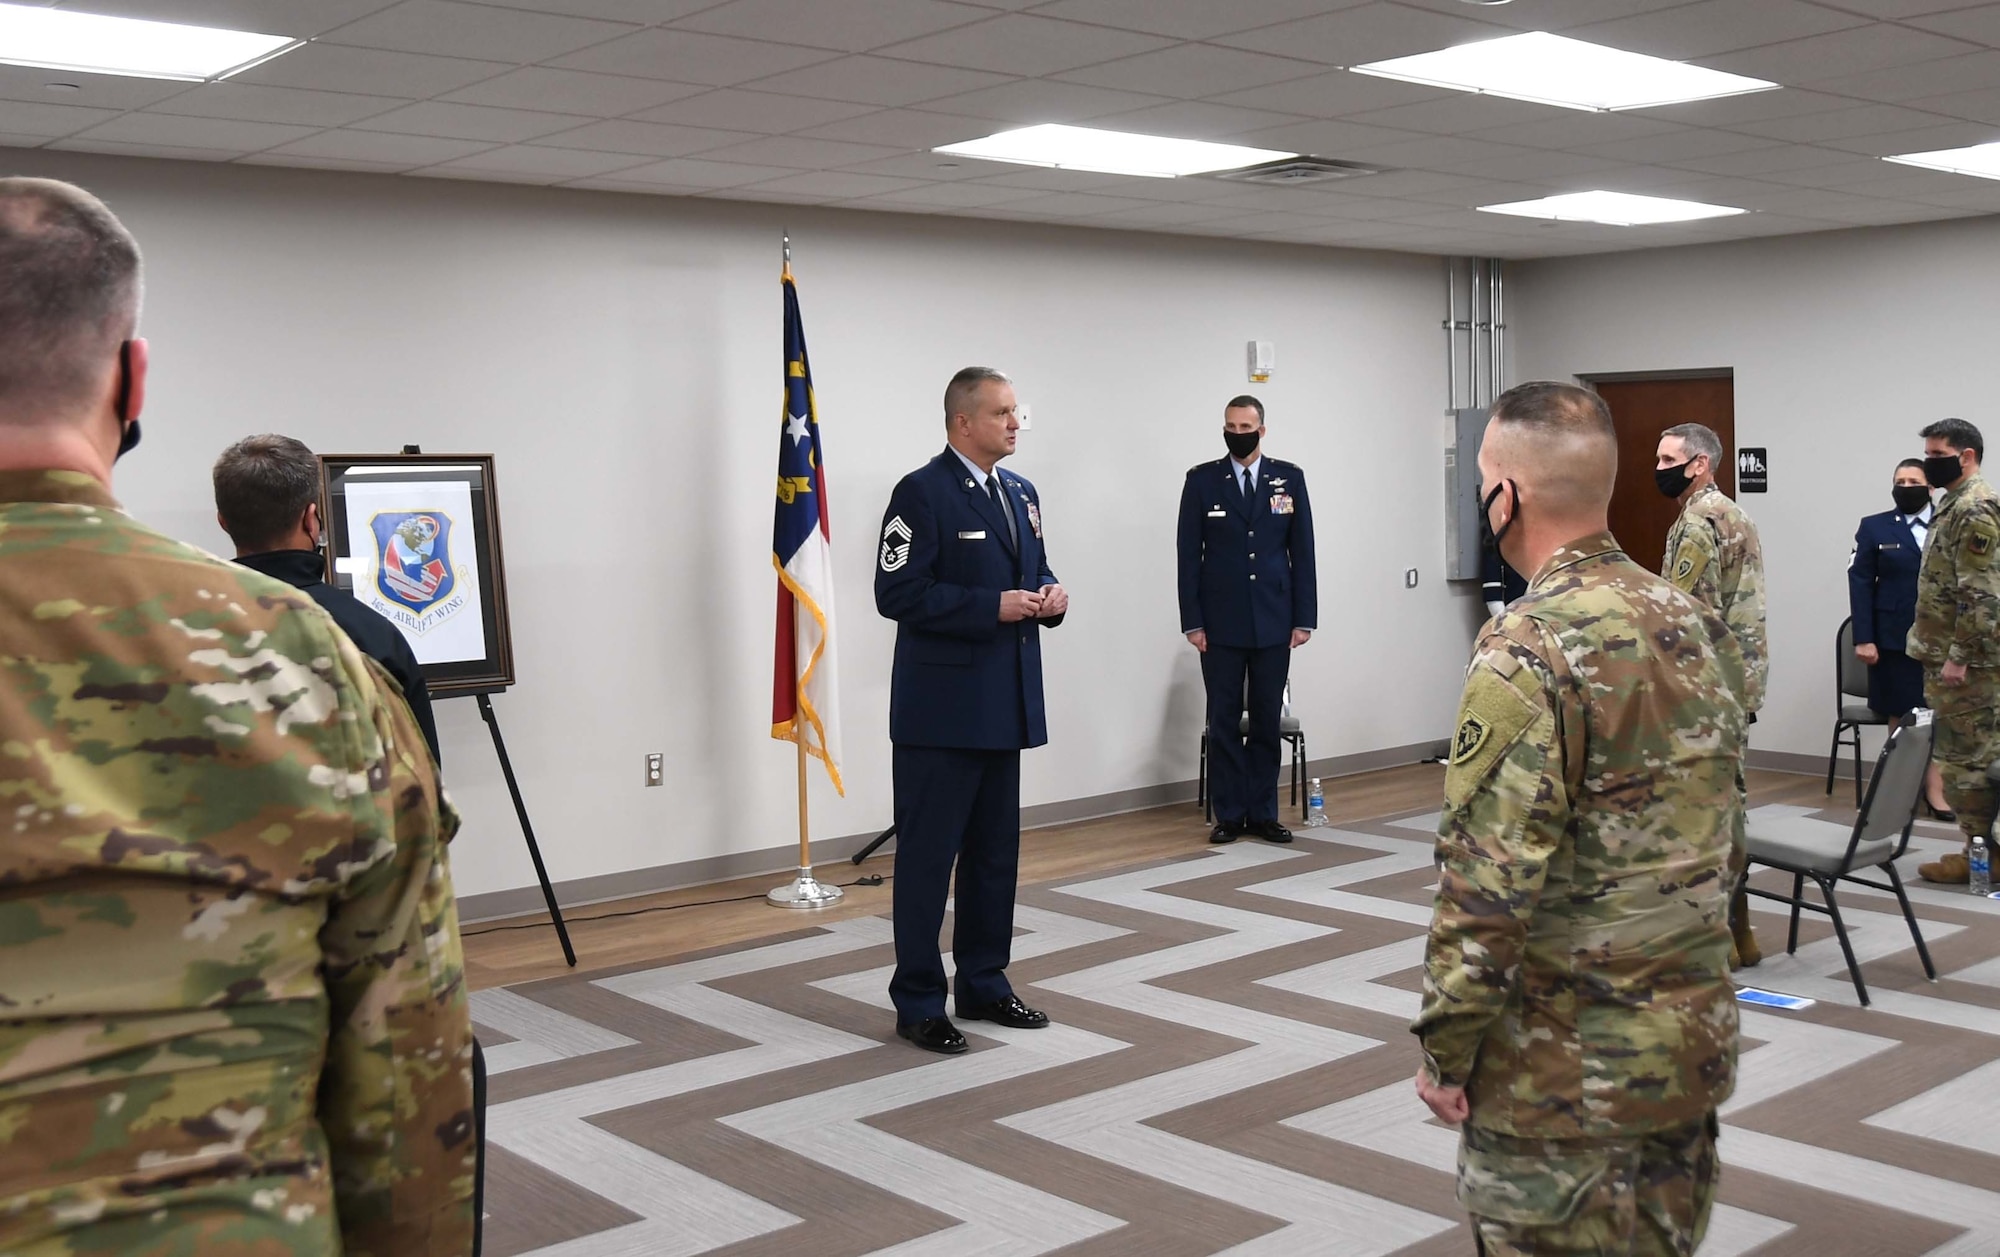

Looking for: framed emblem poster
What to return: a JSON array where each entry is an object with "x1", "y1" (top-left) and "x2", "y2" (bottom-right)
[{"x1": 318, "y1": 453, "x2": 515, "y2": 696}]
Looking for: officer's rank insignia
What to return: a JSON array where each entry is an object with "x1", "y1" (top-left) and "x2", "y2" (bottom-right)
[
  {"x1": 880, "y1": 515, "x2": 913, "y2": 571},
  {"x1": 1025, "y1": 498, "x2": 1042, "y2": 538},
  {"x1": 1451, "y1": 714, "x2": 1491, "y2": 765}
]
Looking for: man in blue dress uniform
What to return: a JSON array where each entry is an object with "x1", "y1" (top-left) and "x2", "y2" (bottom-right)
[
  {"x1": 1178, "y1": 395, "x2": 1318, "y2": 844},
  {"x1": 876, "y1": 367, "x2": 1067, "y2": 1055}
]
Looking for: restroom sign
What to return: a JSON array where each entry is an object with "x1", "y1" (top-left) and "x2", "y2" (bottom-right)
[{"x1": 1738, "y1": 447, "x2": 1767, "y2": 493}]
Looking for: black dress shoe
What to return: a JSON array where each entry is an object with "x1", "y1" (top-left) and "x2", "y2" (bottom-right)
[
  {"x1": 1251, "y1": 819, "x2": 1294, "y2": 844},
  {"x1": 1928, "y1": 802, "x2": 1957, "y2": 822},
  {"x1": 957, "y1": 995, "x2": 1050, "y2": 1029},
  {"x1": 896, "y1": 1016, "x2": 968, "y2": 1054},
  {"x1": 1210, "y1": 819, "x2": 1245, "y2": 844}
]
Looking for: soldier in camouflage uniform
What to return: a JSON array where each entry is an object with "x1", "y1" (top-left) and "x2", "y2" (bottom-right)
[
  {"x1": 1657, "y1": 421, "x2": 1766, "y2": 967},
  {"x1": 1907, "y1": 417, "x2": 2000, "y2": 884},
  {"x1": 1415, "y1": 382, "x2": 1745, "y2": 1256},
  {"x1": 0, "y1": 178, "x2": 475, "y2": 1254}
]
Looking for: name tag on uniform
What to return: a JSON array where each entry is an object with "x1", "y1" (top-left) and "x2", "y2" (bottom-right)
[
  {"x1": 958, "y1": 530, "x2": 986, "y2": 540},
  {"x1": 1270, "y1": 494, "x2": 1294, "y2": 515},
  {"x1": 1880, "y1": 542, "x2": 1902, "y2": 550},
  {"x1": 1207, "y1": 508, "x2": 1227, "y2": 518}
]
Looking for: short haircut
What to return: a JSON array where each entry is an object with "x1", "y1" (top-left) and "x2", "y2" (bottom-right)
[
  {"x1": 1225, "y1": 395, "x2": 1265, "y2": 423},
  {"x1": 1486, "y1": 382, "x2": 1617, "y2": 513},
  {"x1": 1920, "y1": 417, "x2": 1984, "y2": 462},
  {"x1": 943, "y1": 366, "x2": 1010, "y2": 426},
  {"x1": 1661, "y1": 422, "x2": 1723, "y2": 466},
  {"x1": 0, "y1": 177, "x2": 142, "y2": 417},
  {"x1": 213, "y1": 434, "x2": 322, "y2": 554},
  {"x1": 1896, "y1": 457, "x2": 1926, "y2": 475}
]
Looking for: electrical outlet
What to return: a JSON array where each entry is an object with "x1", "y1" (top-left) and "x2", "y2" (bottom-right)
[
  {"x1": 1017, "y1": 404, "x2": 1032, "y2": 430},
  {"x1": 645, "y1": 753, "x2": 663, "y2": 787},
  {"x1": 1405, "y1": 568, "x2": 1419, "y2": 589}
]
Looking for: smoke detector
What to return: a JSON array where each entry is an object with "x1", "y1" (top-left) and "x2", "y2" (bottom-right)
[{"x1": 1208, "y1": 156, "x2": 1384, "y2": 186}]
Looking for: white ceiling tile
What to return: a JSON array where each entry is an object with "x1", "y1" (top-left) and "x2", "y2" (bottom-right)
[
  {"x1": 1052, "y1": 44, "x2": 1326, "y2": 98},
  {"x1": 48, "y1": 137, "x2": 248, "y2": 161},
  {"x1": 839, "y1": 150, "x2": 1019, "y2": 178},
  {"x1": 1570, "y1": 128, "x2": 1778, "y2": 162},
  {"x1": 701, "y1": 186, "x2": 827, "y2": 204},
  {"x1": 1909, "y1": 181, "x2": 2000, "y2": 208},
  {"x1": 1391, "y1": 0, "x2": 1726, "y2": 31},
  {"x1": 148, "y1": 83, "x2": 407, "y2": 128},
  {"x1": 732, "y1": 170, "x2": 930, "y2": 197},
  {"x1": 874, "y1": 14, "x2": 1174, "y2": 77},
  {"x1": 919, "y1": 79, "x2": 1169, "y2": 123},
  {"x1": 1463, "y1": 112, "x2": 1686, "y2": 151},
  {"x1": 793, "y1": 109, "x2": 994, "y2": 148},
  {"x1": 564, "y1": 177, "x2": 708, "y2": 194},
  {"x1": 1193, "y1": 209, "x2": 1351, "y2": 234},
  {"x1": 264, "y1": 129, "x2": 498, "y2": 164},
  {"x1": 1339, "y1": 134, "x2": 1539, "y2": 168},
  {"x1": 1570, "y1": 0, "x2": 1869, "y2": 59},
  {"x1": 467, "y1": 0, "x2": 720, "y2": 19},
  {"x1": 1027, "y1": 0, "x2": 1358, "y2": 41},
  {"x1": 1205, "y1": 69, "x2": 1453, "y2": 117},
  {"x1": 352, "y1": 100, "x2": 582, "y2": 142},
  {"x1": 72, "y1": 112, "x2": 318, "y2": 151},
  {"x1": 553, "y1": 30, "x2": 843, "y2": 85},
  {"x1": 1081, "y1": 200, "x2": 1249, "y2": 225},
  {"x1": 0, "y1": 66, "x2": 191, "y2": 111},
  {"x1": 983, "y1": 191, "x2": 1160, "y2": 216},
  {"x1": 1807, "y1": 200, "x2": 1984, "y2": 223},
  {"x1": 321, "y1": 1, "x2": 638, "y2": 62},
  {"x1": 1342, "y1": 94, "x2": 1568, "y2": 137},
  {"x1": 237, "y1": 152, "x2": 413, "y2": 172},
  {"x1": 588, "y1": 156, "x2": 799, "y2": 186},
  {"x1": 422, "y1": 144, "x2": 652, "y2": 178},
  {"x1": 964, "y1": 166, "x2": 1147, "y2": 191},
  {"x1": 689, "y1": 134, "x2": 906, "y2": 166},
  {"x1": 1805, "y1": 50, "x2": 2000, "y2": 102},
  {"x1": 1436, "y1": 150, "x2": 1630, "y2": 182},
  {"x1": 1334, "y1": 168, "x2": 1490, "y2": 198},
  {"x1": 628, "y1": 89, "x2": 876, "y2": 132},
  {"x1": 1905, "y1": 85, "x2": 2000, "y2": 125},
  {"x1": 1749, "y1": 158, "x2": 1916, "y2": 188},
  {"x1": 1083, "y1": 101, "x2": 1307, "y2": 140},
  {"x1": 1231, "y1": 117, "x2": 1428, "y2": 155},
  {"x1": 1255, "y1": 217, "x2": 1436, "y2": 243},
  {"x1": 233, "y1": 43, "x2": 509, "y2": 97},
  {"x1": 0, "y1": 101, "x2": 120, "y2": 138},
  {"x1": 1663, "y1": 143, "x2": 1860, "y2": 175},
  {"x1": 441, "y1": 67, "x2": 708, "y2": 116},
  {"x1": 1821, "y1": 119, "x2": 2000, "y2": 153},
  {"x1": 1834, "y1": 165, "x2": 1994, "y2": 197},
  {"x1": 673, "y1": 0, "x2": 992, "y2": 52},
  {"x1": 1728, "y1": 102, "x2": 1962, "y2": 142},
  {"x1": 1699, "y1": 24, "x2": 1980, "y2": 81},
  {"x1": 1811, "y1": 0, "x2": 2000, "y2": 16},
  {"x1": 1908, "y1": 6, "x2": 2000, "y2": 47},
  {"x1": 848, "y1": 181, "x2": 1046, "y2": 207},
  {"x1": 54, "y1": 0, "x2": 398, "y2": 38},
  {"x1": 1213, "y1": 4, "x2": 1516, "y2": 67},
  {"x1": 1630, "y1": 89, "x2": 1858, "y2": 128},
  {"x1": 738, "y1": 56, "x2": 1012, "y2": 106},
  {"x1": 527, "y1": 117, "x2": 754, "y2": 155}
]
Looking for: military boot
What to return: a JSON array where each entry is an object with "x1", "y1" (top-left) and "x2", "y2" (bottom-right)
[{"x1": 1918, "y1": 848, "x2": 1970, "y2": 885}]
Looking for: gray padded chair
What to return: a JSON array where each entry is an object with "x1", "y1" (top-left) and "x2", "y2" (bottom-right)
[
  {"x1": 1750, "y1": 709, "x2": 1938, "y2": 1006},
  {"x1": 1198, "y1": 681, "x2": 1307, "y2": 821},
  {"x1": 1827, "y1": 617, "x2": 1891, "y2": 808}
]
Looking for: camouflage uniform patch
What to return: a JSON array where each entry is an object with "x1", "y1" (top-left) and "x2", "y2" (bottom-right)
[
  {"x1": 0, "y1": 469, "x2": 475, "y2": 1257},
  {"x1": 1908, "y1": 472, "x2": 2000, "y2": 841}
]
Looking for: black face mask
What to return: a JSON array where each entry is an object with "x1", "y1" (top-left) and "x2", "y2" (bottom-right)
[
  {"x1": 1893, "y1": 485, "x2": 1932, "y2": 516},
  {"x1": 1654, "y1": 460, "x2": 1694, "y2": 499},
  {"x1": 1224, "y1": 429, "x2": 1260, "y2": 460},
  {"x1": 1924, "y1": 453, "x2": 1964, "y2": 488},
  {"x1": 1479, "y1": 481, "x2": 1517, "y2": 551},
  {"x1": 113, "y1": 341, "x2": 140, "y2": 460}
]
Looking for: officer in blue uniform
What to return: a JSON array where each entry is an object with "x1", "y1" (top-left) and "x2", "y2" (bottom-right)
[
  {"x1": 1178, "y1": 395, "x2": 1317, "y2": 844},
  {"x1": 876, "y1": 366, "x2": 1067, "y2": 1055}
]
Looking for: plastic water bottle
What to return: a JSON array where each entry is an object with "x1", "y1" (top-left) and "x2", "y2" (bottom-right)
[
  {"x1": 1971, "y1": 833, "x2": 1992, "y2": 896},
  {"x1": 1303, "y1": 778, "x2": 1329, "y2": 828}
]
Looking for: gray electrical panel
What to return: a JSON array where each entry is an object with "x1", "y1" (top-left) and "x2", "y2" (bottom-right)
[{"x1": 1444, "y1": 407, "x2": 1489, "y2": 581}]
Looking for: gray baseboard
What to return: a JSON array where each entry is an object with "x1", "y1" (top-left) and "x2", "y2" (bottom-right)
[{"x1": 455, "y1": 738, "x2": 1446, "y2": 923}]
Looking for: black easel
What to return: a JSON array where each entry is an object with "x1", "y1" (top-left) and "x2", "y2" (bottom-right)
[
  {"x1": 465, "y1": 690, "x2": 576, "y2": 967},
  {"x1": 851, "y1": 823, "x2": 896, "y2": 865}
]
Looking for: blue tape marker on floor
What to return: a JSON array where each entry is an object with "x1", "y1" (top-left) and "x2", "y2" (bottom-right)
[{"x1": 1736, "y1": 987, "x2": 1815, "y2": 1011}]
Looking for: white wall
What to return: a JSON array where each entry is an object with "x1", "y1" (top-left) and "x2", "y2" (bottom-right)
[
  {"x1": 1510, "y1": 214, "x2": 2000, "y2": 765},
  {"x1": 2, "y1": 150, "x2": 1475, "y2": 902}
]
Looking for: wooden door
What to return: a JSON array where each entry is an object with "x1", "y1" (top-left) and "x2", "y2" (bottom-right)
[{"x1": 1593, "y1": 376, "x2": 1736, "y2": 575}]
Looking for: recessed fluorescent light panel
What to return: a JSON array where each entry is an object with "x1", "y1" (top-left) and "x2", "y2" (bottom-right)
[
  {"x1": 0, "y1": 2, "x2": 300, "y2": 82},
  {"x1": 1353, "y1": 32, "x2": 1776, "y2": 112},
  {"x1": 1479, "y1": 190, "x2": 1746, "y2": 226},
  {"x1": 1884, "y1": 141, "x2": 2000, "y2": 181},
  {"x1": 933, "y1": 124, "x2": 1297, "y2": 179}
]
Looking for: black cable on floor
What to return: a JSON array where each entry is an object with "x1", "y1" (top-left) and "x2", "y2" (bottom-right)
[{"x1": 462, "y1": 873, "x2": 890, "y2": 937}]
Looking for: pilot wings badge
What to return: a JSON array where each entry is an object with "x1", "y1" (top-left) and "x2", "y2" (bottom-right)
[{"x1": 880, "y1": 515, "x2": 913, "y2": 571}]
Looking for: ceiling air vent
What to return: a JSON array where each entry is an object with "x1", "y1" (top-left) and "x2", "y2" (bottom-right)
[{"x1": 1208, "y1": 157, "x2": 1383, "y2": 186}]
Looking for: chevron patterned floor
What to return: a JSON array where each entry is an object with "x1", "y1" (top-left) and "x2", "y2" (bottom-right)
[{"x1": 469, "y1": 795, "x2": 2000, "y2": 1257}]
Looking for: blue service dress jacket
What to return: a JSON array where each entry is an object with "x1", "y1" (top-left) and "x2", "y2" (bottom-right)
[
  {"x1": 1848, "y1": 509, "x2": 1924, "y2": 651},
  {"x1": 1176, "y1": 456, "x2": 1318, "y2": 650},
  {"x1": 876, "y1": 448, "x2": 1063, "y2": 751}
]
